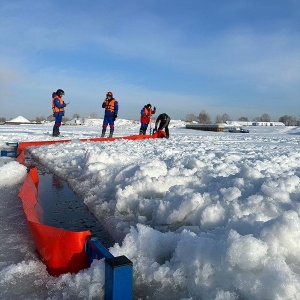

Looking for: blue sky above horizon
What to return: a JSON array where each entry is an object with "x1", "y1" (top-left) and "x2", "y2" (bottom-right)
[{"x1": 0, "y1": 0, "x2": 299, "y2": 121}]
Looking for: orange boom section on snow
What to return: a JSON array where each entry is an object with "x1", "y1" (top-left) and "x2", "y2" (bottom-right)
[
  {"x1": 17, "y1": 132, "x2": 166, "y2": 162},
  {"x1": 18, "y1": 167, "x2": 91, "y2": 276}
]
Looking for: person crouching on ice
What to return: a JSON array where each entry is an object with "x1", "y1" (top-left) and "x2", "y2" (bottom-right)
[
  {"x1": 139, "y1": 103, "x2": 156, "y2": 135},
  {"x1": 52, "y1": 89, "x2": 67, "y2": 137},
  {"x1": 101, "y1": 91, "x2": 118, "y2": 137},
  {"x1": 153, "y1": 113, "x2": 171, "y2": 138}
]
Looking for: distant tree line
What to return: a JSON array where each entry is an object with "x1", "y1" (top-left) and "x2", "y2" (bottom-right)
[
  {"x1": 1, "y1": 111, "x2": 299, "y2": 126},
  {"x1": 185, "y1": 110, "x2": 300, "y2": 126}
]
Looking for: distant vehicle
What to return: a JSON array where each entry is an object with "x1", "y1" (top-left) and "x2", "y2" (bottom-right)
[{"x1": 228, "y1": 127, "x2": 250, "y2": 133}]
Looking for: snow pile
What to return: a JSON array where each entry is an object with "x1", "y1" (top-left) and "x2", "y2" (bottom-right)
[
  {"x1": 81, "y1": 118, "x2": 185, "y2": 129},
  {"x1": 83, "y1": 118, "x2": 103, "y2": 127},
  {"x1": 7, "y1": 116, "x2": 31, "y2": 123},
  {"x1": 0, "y1": 124, "x2": 300, "y2": 299}
]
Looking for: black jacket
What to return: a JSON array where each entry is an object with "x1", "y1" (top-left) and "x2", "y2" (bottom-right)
[{"x1": 155, "y1": 113, "x2": 170, "y2": 129}]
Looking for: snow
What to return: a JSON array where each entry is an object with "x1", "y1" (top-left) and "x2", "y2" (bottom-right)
[
  {"x1": 6, "y1": 116, "x2": 31, "y2": 123},
  {"x1": 0, "y1": 120, "x2": 300, "y2": 300}
]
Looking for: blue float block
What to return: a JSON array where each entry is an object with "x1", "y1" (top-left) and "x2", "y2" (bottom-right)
[
  {"x1": 105, "y1": 255, "x2": 133, "y2": 300},
  {"x1": 1, "y1": 150, "x2": 17, "y2": 157}
]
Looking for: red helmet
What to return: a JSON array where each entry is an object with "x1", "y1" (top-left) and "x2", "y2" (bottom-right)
[{"x1": 106, "y1": 91, "x2": 113, "y2": 97}]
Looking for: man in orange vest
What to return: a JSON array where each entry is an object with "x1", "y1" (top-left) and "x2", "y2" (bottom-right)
[
  {"x1": 139, "y1": 103, "x2": 156, "y2": 135},
  {"x1": 52, "y1": 89, "x2": 67, "y2": 137},
  {"x1": 101, "y1": 91, "x2": 118, "y2": 137}
]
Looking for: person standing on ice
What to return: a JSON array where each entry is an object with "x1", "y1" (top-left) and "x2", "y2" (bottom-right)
[
  {"x1": 139, "y1": 103, "x2": 156, "y2": 135},
  {"x1": 101, "y1": 91, "x2": 118, "y2": 137},
  {"x1": 153, "y1": 113, "x2": 171, "y2": 138},
  {"x1": 52, "y1": 89, "x2": 68, "y2": 137}
]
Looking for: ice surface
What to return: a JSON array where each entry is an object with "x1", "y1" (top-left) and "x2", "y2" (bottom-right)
[{"x1": 0, "y1": 121, "x2": 299, "y2": 299}]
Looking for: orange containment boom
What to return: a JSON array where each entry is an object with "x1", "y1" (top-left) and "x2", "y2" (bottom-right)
[
  {"x1": 17, "y1": 131, "x2": 166, "y2": 163},
  {"x1": 17, "y1": 133, "x2": 166, "y2": 155},
  {"x1": 18, "y1": 167, "x2": 91, "y2": 276},
  {"x1": 16, "y1": 131, "x2": 166, "y2": 276}
]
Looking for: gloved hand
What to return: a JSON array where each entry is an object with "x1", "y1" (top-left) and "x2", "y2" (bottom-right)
[
  {"x1": 153, "y1": 106, "x2": 156, "y2": 110},
  {"x1": 114, "y1": 114, "x2": 117, "y2": 121},
  {"x1": 153, "y1": 127, "x2": 157, "y2": 133}
]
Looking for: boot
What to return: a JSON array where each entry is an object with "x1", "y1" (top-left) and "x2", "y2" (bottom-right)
[
  {"x1": 109, "y1": 129, "x2": 114, "y2": 138},
  {"x1": 101, "y1": 129, "x2": 106, "y2": 137},
  {"x1": 139, "y1": 128, "x2": 146, "y2": 135},
  {"x1": 52, "y1": 129, "x2": 59, "y2": 137}
]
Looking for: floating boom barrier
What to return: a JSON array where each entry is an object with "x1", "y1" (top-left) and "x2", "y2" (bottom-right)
[
  {"x1": 16, "y1": 130, "x2": 166, "y2": 158},
  {"x1": 18, "y1": 166, "x2": 91, "y2": 275},
  {"x1": 19, "y1": 166, "x2": 133, "y2": 299},
  {"x1": 1, "y1": 131, "x2": 166, "y2": 300}
]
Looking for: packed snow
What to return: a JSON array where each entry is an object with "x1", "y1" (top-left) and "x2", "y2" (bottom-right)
[{"x1": 0, "y1": 119, "x2": 300, "y2": 300}]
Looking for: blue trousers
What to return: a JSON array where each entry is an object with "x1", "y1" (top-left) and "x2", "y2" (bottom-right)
[
  {"x1": 102, "y1": 115, "x2": 114, "y2": 129},
  {"x1": 53, "y1": 114, "x2": 63, "y2": 130}
]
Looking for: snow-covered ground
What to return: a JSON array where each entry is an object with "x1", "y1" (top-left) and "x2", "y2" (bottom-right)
[{"x1": 0, "y1": 120, "x2": 300, "y2": 300}]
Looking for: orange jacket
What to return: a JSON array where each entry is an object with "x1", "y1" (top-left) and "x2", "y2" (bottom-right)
[
  {"x1": 140, "y1": 106, "x2": 155, "y2": 124},
  {"x1": 103, "y1": 99, "x2": 117, "y2": 113},
  {"x1": 52, "y1": 96, "x2": 65, "y2": 113}
]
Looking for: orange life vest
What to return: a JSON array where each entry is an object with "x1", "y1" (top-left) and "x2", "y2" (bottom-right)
[
  {"x1": 104, "y1": 99, "x2": 116, "y2": 113},
  {"x1": 140, "y1": 106, "x2": 155, "y2": 124},
  {"x1": 144, "y1": 107, "x2": 153, "y2": 117},
  {"x1": 52, "y1": 96, "x2": 64, "y2": 113}
]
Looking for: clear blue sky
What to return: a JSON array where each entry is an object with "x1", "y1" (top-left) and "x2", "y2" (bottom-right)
[{"x1": 0, "y1": 0, "x2": 299, "y2": 121}]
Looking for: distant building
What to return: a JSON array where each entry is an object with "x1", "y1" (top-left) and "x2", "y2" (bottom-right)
[
  {"x1": 65, "y1": 118, "x2": 85, "y2": 125},
  {"x1": 251, "y1": 121, "x2": 285, "y2": 126},
  {"x1": 226, "y1": 121, "x2": 285, "y2": 127},
  {"x1": 64, "y1": 118, "x2": 103, "y2": 126},
  {"x1": 186, "y1": 120, "x2": 285, "y2": 132}
]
